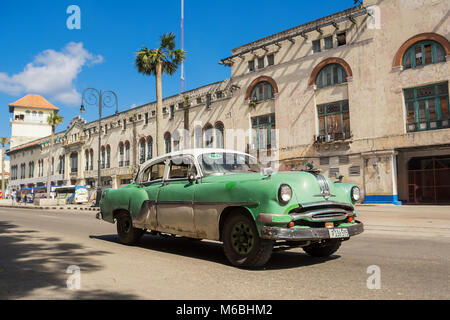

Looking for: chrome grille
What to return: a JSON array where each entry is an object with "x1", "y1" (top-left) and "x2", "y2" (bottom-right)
[{"x1": 290, "y1": 202, "x2": 354, "y2": 222}]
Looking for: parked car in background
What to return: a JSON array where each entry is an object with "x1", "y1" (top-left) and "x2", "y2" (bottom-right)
[{"x1": 98, "y1": 149, "x2": 364, "y2": 268}]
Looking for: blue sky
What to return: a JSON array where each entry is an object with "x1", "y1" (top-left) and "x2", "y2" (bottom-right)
[{"x1": 0, "y1": 0, "x2": 357, "y2": 146}]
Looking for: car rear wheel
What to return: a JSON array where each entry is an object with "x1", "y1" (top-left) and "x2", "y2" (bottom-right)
[
  {"x1": 222, "y1": 213, "x2": 273, "y2": 268},
  {"x1": 116, "y1": 213, "x2": 145, "y2": 245},
  {"x1": 303, "y1": 239, "x2": 341, "y2": 257}
]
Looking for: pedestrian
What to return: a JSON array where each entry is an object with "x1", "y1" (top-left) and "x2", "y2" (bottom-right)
[
  {"x1": 12, "y1": 189, "x2": 16, "y2": 202},
  {"x1": 16, "y1": 192, "x2": 21, "y2": 204}
]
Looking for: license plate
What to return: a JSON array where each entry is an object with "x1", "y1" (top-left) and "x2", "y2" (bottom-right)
[{"x1": 328, "y1": 228, "x2": 349, "y2": 239}]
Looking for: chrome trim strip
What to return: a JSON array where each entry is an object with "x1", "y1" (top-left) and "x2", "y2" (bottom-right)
[{"x1": 299, "y1": 201, "x2": 354, "y2": 211}]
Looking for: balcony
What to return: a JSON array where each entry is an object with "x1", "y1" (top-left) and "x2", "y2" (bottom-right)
[
  {"x1": 63, "y1": 136, "x2": 85, "y2": 148},
  {"x1": 314, "y1": 132, "x2": 352, "y2": 152}
]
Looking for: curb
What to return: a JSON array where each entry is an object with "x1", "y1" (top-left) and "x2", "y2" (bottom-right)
[{"x1": 0, "y1": 205, "x2": 100, "y2": 212}]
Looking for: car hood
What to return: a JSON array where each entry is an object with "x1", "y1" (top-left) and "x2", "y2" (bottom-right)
[{"x1": 200, "y1": 170, "x2": 352, "y2": 209}]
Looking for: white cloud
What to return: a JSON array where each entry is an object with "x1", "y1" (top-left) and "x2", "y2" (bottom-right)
[{"x1": 0, "y1": 42, "x2": 103, "y2": 105}]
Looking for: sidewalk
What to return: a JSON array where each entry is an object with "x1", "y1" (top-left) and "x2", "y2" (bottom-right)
[{"x1": 356, "y1": 204, "x2": 450, "y2": 238}]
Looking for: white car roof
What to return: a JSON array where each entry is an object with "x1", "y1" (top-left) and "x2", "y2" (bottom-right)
[{"x1": 139, "y1": 148, "x2": 251, "y2": 169}]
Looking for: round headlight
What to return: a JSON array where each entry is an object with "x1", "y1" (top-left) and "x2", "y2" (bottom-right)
[
  {"x1": 351, "y1": 186, "x2": 361, "y2": 203},
  {"x1": 278, "y1": 184, "x2": 292, "y2": 204}
]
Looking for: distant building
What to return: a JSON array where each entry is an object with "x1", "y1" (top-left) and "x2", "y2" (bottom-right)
[{"x1": 8, "y1": 94, "x2": 59, "y2": 148}]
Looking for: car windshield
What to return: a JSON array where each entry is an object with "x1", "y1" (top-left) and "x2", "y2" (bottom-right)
[{"x1": 198, "y1": 152, "x2": 261, "y2": 176}]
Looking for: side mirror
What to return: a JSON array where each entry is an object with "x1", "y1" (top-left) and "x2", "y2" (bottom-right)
[
  {"x1": 188, "y1": 172, "x2": 197, "y2": 184},
  {"x1": 261, "y1": 167, "x2": 274, "y2": 176}
]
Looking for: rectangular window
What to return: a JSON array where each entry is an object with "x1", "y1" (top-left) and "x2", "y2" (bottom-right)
[
  {"x1": 339, "y1": 155, "x2": 350, "y2": 165},
  {"x1": 324, "y1": 36, "x2": 333, "y2": 49},
  {"x1": 251, "y1": 114, "x2": 276, "y2": 151},
  {"x1": 257, "y1": 57, "x2": 264, "y2": 69},
  {"x1": 216, "y1": 91, "x2": 223, "y2": 99},
  {"x1": 267, "y1": 54, "x2": 274, "y2": 66},
  {"x1": 404, "y1": 82, "x2": 450, "y2": 132},
  {"x1": 196, "y1": 97, "x2": 202, "y2": 104},
  {"x1": 317, "y1": 100, "x2": 351, "y2": 141},
  {"x1": 145, "y1": 112, "x2": 149, "y2": 124},
  {"x1": 329, "y1": 168, "x2": 340, "y2": 178},
  {"x1": 170, "y1": 105, "x2": 175, "y2": 119},
  {"x1": 152, "y1": 110, "x2": 156, "y2": 117},
  {"x1": 248, "y1": 60, "x2": 255, "y2": 72},
  {"x1": 320, "y1": 157, "x2": 330, "y2": 165},
  {"x1": 337, "y1": 32, "x2": 346, "y2": 46},
  {"x1": 349, "y1": 166, "x2": 361, "y2": 176},
  {"x1": 312, "y1": 40, "x2": 321, "y2": 53},
  {"x1": 123, "y1": 119, "x2": 127, "y2": 130}
]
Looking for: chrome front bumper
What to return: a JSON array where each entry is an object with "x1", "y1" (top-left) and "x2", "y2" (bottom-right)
[{"x1": 260, "y1": 221, "x2": 364, "y2": 241}]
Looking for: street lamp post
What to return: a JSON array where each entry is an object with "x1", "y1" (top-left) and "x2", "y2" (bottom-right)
[{"x1": 80, "y1": 88, "x2": 118, "y2": 207}]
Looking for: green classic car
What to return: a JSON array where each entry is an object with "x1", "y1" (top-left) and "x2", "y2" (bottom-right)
[{"x1": 98, "y1": 148, "x2": 364, "y2": 268}]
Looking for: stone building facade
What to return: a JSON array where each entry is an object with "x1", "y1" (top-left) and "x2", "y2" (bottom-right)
[{"x1": 6, "y1": 0, "x2": 450, "y2": 204}]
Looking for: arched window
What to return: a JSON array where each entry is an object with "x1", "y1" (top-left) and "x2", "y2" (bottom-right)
[
  {"x1": 147, "y1": 137, "x2": 153, "y2": 160},
  {"x1": 32, "y1": 111, "x2": 37, "y2": 119},
  {"x1": 59, "y1": 155, "x2": 65, "y2": 174},
  {"x1": 125, "y1": 141, "x2": 130, "y2": 166},
  {"x1": 194, "y1": 125, "x2": 203, "y2": 148},
  {"x1": 28, "y1": 162, "x2": 34, "y2": 178},
  {"x1": 25, "y1": 110, "x2": 30, "y2": 120},
  {"x1": 215, "y1": 122, "x2": 225, "y2": 148},
  {"x1": 119, "y1": 142, "x2": 124, "y2": 167},
  {"x1": 89, "y1": 149, "x2": 94, "y2": 170},
  {"x1": 173, "y1": 130, "x2": 181, "y2": 151},
  {"x1": 139, "y1": 138, "x2": 146, "y2": 164},
  {"x1": 250, "y1": 81, "x2": 274, "y2": 102},
  {"x1": 403, "y1": 40, "x2": 446, "y2": 69},
  {"x1": 204, "y1": 123, "x2": 214, "y2": 148},
  {"x1": 164, "y1": 132, "x2": 171, "y2": 154},
  {"x1": 316, "y1": 64, "x2": 348, "y2": 88},
  {"x1": 106, "y1": 145, "x2": 111, "y2": 168},
  {"x1": 38, "y1": 112, "x2": 43, "y2": 122},
  {"x1": 101, "y1": 146, "x2": 106, "y2": 169},
  {"x1": 71, "y1": 152, "x2": 78, "y2": 173},
  {"x1": 85, "y1": 150, "x2": 89, "y2": 171}
]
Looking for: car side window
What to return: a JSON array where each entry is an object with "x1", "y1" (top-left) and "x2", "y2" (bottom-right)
[
  {"x1": 150, "y1": 163, "x2": 166, "y2": 181},
  {"x1": 142, "y1": 161, "x2": 166, "y2": 182},
  {"x1": 168, "y1": 157, "x2": 197, "y2": 179}
]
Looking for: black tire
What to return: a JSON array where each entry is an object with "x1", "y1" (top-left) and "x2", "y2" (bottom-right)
[
  {"x1": 222, "y1": 213, "x2": 273, "y2": 268},
  {"x1": 303, "y1": 239, "x2": 341, "y2": 257},
  {"x1": 116, "y1": 213, "x2": 145, "y2": 245}
]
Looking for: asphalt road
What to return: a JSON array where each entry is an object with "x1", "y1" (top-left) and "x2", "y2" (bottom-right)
[{"x1": 0, "y1": 206, "x2": 449, "y2": 300}]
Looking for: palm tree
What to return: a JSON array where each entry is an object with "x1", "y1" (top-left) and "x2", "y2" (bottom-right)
[
  {"x1": 46, "y1": 112, "x2": 64, "y2": 198},
  {"x1": 1, "y1": 137, "x2": 8, "y2": 199},
  {"x1": 135, "y1": 33, "x2": 186, "y2": 156}
]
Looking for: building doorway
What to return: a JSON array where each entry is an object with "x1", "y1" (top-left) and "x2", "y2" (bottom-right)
[{"x1": 407, "y1": 156, "x2": 450, "y2": 204}]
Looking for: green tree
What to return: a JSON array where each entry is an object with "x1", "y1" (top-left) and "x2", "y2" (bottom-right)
[
  {"x1": 46, "y1": 112, "x2": 64, "y2": 198},
  {"x1": 1, "y1": 137, "x2": 8, "y2": 199},
  {"x1": 135, "y1": 33, "x2": 186, "y2": 156}
]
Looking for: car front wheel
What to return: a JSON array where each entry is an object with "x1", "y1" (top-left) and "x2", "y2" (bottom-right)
[
  {"x1": 116, "y1": 213, "x2": 145, "y2": 245},
  {"x1": 222, "y1": 213, "x2": 273, "y2": 268},
  {"x1": 303, "y1": 239, "x2": 341, "y2": 257}
]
